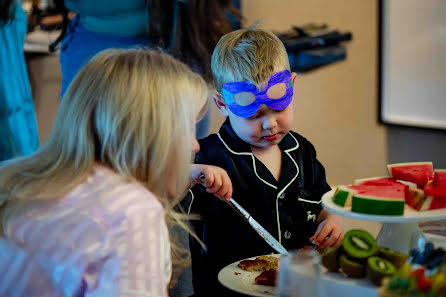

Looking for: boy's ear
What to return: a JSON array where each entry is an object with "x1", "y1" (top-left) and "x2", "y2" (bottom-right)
[
  {"x1": 212, "y1": 93, "x2": 229, "y2": 117},
  {"x1": 291, "y1": 72, "x2": 298, "y2": 86}
]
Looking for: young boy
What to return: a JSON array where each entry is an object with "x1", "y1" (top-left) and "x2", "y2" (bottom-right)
[{"x1": 184, "y1": 27, "x2": 343, "y2": 296}]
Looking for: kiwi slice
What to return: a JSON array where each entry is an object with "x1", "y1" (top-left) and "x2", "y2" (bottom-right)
[
  {"x1": 322, "y1": 244, "x2": 343, "y2": 272},
  {"x1": 367, "y1": 256, "x2": 396, "y2": 286},
  {"x1": 378, "y1": 247, "x2": 408, "y2": 268},
  {"x1": 340, "y1": 255, "x2": 366, "y2": 278},
  {"x1": 343, "y1": 230, "x2": 377, "y2": 259}
]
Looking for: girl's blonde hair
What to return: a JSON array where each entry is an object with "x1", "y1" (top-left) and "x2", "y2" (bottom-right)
[
  {"x1": 0, "y1": 49, "x2": 207, "y2": 281},
  {"x1": 211, "y1": 26, "x2": 290, "y2": 93}
]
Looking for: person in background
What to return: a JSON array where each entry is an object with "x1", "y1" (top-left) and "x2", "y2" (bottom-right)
[
  {"x1": 0, "y1": 49, "x2": 232, "y2": 297},
  {"x1": 184, "y1": 27, "x2": 344, "y2": 296},
  {"x1": 59, "y1": 0, "x2": 240, "y2": 140},
  {"x1": 0, "y1": 0, "x2": 39, "y2": 162}
]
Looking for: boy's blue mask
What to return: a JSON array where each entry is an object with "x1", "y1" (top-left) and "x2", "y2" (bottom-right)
[{"x1": 221, "y1": 70, "x2": 293, "y2": 118}]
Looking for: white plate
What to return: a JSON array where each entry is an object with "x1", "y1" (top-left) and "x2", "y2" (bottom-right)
[
  {"x1": 322, "y1": 189, "x2": 446, "y2": 222},
  {"x1": 218, "y1": 255, "x2": 278, "y2": 297}
]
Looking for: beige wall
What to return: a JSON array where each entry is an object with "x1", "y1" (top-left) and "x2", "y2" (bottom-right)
[
  {"x1": 32, "y1": 0, "x2": 388, "y2": 187},
  {"x1": 209, "y1": 0, "x2": 388, "y2": 186}
]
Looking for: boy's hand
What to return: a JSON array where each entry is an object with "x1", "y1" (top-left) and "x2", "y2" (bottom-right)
[
  {"x1": 310, "y1": 212, "x2": 343, "y2": 248},
  {"x1": 190, "y1": 164, "x2": 233, "y2": 201}
]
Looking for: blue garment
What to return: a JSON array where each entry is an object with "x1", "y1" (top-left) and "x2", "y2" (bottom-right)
[
  {"x1": 64, "y1": 0, "x2": 149, "y2": 36},
  {"x1": 60, "y1": 15, "x2": 211, "y2": 139},
  {"x1": 59, "y1": 16, "x2": 149, "y2": 97},
  {"x1": 0, "y1": 3, "x2": 39, "y2": 161}
]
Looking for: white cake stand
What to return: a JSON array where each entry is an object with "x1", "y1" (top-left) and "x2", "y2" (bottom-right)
[{"x1": 322, "y1": 190, "x2": 446, "y2": 253}]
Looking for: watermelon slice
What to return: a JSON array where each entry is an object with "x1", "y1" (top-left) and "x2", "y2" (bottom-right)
[
  {"x1": 420, "y1": 170, "x2": 446, "y2": 210},
  {"x1": 350, "y1": 183, "x2": 406, "y2": 216},
  {"x1": 387, "y1": 162, "x2": 433, "y2": 187},
  {"x1": 333, "y1": 179, "x2": 407, "y2": 215},
  {"x1": 433, "y1": 169, "x2": 446, "y2": 186},
  {"x1": 424, "y1": 196, "x2": 446, "y2": 210},
  {"x1": 353, "y1": 177, "x2": 403, "y2": 186},
  {"x1": 333, "y1": 186, "x2": 354, "y2": 207}
]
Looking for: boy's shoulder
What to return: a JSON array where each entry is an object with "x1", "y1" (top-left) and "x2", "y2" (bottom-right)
[{"x1": 285, "y1": 130, "x2": 316, "y2": 151}]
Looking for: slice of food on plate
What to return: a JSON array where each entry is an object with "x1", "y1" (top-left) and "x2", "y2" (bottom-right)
[
  {"x1": 238, "y1": 255, "x2": 278, "y2": 272},
  {"x1": 387, "y1": 162, "x2": 433, "y2": 187},
  {"x1": 255, "y1": 269, "x2": 277, "y2": 286},
  {"x1": 333, "y1": 179, "x2": 407, "y2": 215},
  {"x1": 406, "y1": 170, "x2": 446, "y2": 211}
]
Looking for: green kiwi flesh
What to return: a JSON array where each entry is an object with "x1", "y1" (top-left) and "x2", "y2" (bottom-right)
[
  {"x1": 343, "y1": 230, "x2": 377, "y2": 259},
  {"x1": 366, "y1": 256, "x2": 396, "y2": 286}
]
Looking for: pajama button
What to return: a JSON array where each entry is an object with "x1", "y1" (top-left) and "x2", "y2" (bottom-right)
[
  {"x1": 279, "y1": 193, "x2": 285, "y2": 199},
  {"x1": 284, "y1": 231, "x2": 291, "y2": 239}
]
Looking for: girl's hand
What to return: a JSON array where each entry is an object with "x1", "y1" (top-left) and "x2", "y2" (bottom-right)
[
  {"x1": 190, "y1": 164, "x2": 233, "y2": 201},
  {"x1": 310, "y1": 212, "x2": 343, "y2": 248}
]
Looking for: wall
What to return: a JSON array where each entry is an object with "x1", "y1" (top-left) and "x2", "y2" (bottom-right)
[
  {"x1": 209, "y1": 0, "x2": 387, "y2": 186},
  {"x1": 31, "y1": 0, "x2": 446, "y2": 186}
]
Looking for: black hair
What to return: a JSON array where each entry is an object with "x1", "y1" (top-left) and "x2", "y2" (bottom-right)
[
  {"x1": 147, "y1": 0, "x2": 241, "y2": 81},
  {"x1": 0, "y1": 0, "x2": 15, "y2": 27}
]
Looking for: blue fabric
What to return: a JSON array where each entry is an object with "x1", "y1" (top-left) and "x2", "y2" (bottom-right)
[
  {"x1": 59, "y1": 16, "x2": 150, "y2": 97},
  {"x1": 64, "y1": 0, "x2": 148, "y2": 36},
  {"x1": 0, "y1": 3, "x2": 39, "y2": 161},
  {"x1": 59, "y1": 16, "x2": 211, "y2": 139}
]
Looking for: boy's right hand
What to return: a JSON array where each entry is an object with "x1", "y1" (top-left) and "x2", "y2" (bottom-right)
[{"x1": 190, "y1": 164, "x2": 233, "y2": 201}]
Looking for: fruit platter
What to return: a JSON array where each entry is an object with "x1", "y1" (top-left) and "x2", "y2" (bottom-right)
[{"x1": 322, "y1": 162, "x2": 446, "y2": 253}]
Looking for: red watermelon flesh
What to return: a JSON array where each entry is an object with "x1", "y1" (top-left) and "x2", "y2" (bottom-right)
[
  {"x1": 347, "y1": 183, "x2": 407, "y2": 215},
  {"x1": 427, "y1": 196, "x2": 446, "y2": 210},
  {"x1": 348, "y1": 183, "x2": 407, "y2": 199},
  {"x1": 387, "y1": 162, "x2": 433, "y2": 186},
  {"x1": 433, "y1": 170, "x2": 446, "y2": 187},
  {"x1": 353, "y1": 177, "x2": 403, "y2": 187},
  {"x1": 424, "y1": 182, "x2": 446, "y2": 197}
]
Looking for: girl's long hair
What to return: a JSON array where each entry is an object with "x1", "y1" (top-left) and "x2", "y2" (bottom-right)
[
  {"x1": 148, "y1": 0, "x2": 241, "y2": 81},
  {"x1": 0, "y1": 49, "x2": 207, "y2": 278}
]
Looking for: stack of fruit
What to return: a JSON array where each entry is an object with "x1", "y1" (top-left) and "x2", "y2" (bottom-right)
[
  {"x1": 332, "y1": 162, "x2": 446, "y2": 216},
  {"x1": 322, "y1": 229, "x2": 407, "y2": 286},
  {"x1": 379, "y1": 242, "x2": 446, "y2": 297}
]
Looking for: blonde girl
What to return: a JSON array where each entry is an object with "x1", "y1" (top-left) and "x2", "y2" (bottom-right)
[{"x1": 0, "y1": 49, "x2": 231, "y2": 297}]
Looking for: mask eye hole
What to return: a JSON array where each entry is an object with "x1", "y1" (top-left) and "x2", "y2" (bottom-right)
[
  {"x1": 233, "y1": 92, "x2": 256, "y2": 106},
  {"x1": 267, "y1": 83, "x2": 287, "y2": 99}
]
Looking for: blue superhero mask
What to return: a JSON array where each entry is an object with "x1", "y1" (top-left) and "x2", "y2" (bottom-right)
[{"x1": 221, "y1": 70, "x2": 293, "y2": 118}]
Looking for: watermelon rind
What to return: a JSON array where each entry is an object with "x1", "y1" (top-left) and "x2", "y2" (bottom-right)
[
  {"x1": 333, "y1": 186, "x2": 354, "y2": 207},
  {"x1": 351, "y1": 194, "x2": 405, "y2": 216}
]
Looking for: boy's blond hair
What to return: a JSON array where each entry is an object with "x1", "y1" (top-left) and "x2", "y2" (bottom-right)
[
  {"x1": 211, "y1": 26, "x2": 290, "y2": 93},
  {"x1": 0, "y1": 49, "x2": 207, "y2": 281}
]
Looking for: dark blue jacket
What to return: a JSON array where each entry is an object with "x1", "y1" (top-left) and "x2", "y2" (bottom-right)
[{"x1": 183, "y1": 119, "x2": 331, "y2": 296}]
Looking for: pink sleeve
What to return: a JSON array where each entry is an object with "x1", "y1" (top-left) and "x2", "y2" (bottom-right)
[{"x1": 114, "y1": 206, "x2": 172, "y2": 297}]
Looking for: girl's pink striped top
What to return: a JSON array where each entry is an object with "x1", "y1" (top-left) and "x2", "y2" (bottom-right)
[{"x1": 0, "y1": 164, "x2": 172, "y2": 297}]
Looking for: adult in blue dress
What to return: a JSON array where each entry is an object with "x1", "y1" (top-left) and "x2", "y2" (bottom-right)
[
  {"x1": 0, "y1": 0, "x2": 39, "y2": 162},
  {"x1": 60, "y1": 0, "x2": 240, "y2": 139}
]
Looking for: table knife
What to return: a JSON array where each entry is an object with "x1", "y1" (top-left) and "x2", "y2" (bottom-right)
[{"x1": 198, "y1": 174, "x2": 289, "y2": 256}]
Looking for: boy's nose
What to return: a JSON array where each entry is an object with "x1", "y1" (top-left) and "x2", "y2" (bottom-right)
[{"x1": 262, "y1": 116, "x2": 277, "y2": 130}]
